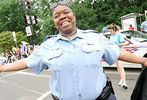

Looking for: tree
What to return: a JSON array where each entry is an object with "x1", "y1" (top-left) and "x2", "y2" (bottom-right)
[
  {"x1": 0, "y1": 0, "x2": 144, "y2": 45},
  {"x1": 0, "y1": 0, "x2": 25, "y2": 33},
  {"x1": 71, "y1": 0, "x2": 98, "y2": 30},
  {"x1": 0, "y1": 31, "x2": 28, "y2": 53},
  {"x1": 29, "y1": 0, "x2": 58, "y2": 45}
]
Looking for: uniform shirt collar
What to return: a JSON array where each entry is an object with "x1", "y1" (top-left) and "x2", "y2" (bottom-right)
[{"x1": 55, "y1": 28, "x2": 85, "y2": 41}]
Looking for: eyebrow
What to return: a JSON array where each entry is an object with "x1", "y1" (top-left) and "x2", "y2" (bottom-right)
[{"x1": 53, "y1": 8, "x2": 71, "y2": 17}]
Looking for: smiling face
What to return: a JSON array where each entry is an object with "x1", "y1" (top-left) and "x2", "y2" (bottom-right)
[{"x1": 52, "y1": 5, "x2": 76, "y2": 35}]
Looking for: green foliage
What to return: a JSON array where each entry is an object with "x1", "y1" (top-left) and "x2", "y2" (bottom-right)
[
  {"x1": 71, "y1": 1, "x2": 98, "y2": 30},
  {"x1": 24, "y1": 0, "x2": 147, "y2": 44},
  {"x1": 30, "y1": 0, "x2": 58, "y2": 45},
  {"x1": 0, "y1": 31, "x2": 28, "y2": 53},
  {"x1": 0, "y1": 0, "x2": 25, "y2": 33},
  {"x1": 0, "y1": 0, "x2": 146, "y2": 47}
]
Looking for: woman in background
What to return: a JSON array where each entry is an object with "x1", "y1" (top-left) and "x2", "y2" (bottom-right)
[{"x1": 107, "y1": 24, "x2": 128, "y2": 89}]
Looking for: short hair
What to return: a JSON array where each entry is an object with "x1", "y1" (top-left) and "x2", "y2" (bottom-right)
[
  {"x1": 107, "y1": 24, "x2": 118, "y2": 32},
  {"x1": 50, "y1": 1, "x2": 72, "y2": 16}
]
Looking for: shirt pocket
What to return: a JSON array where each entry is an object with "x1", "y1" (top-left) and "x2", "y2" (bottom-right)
[
  {"x1": 46, "y1": 47, "x2": 63, "y2": 71},
  {"x1": 82, "y1": 40, "x2": 101, "y2": 52},
  {"x1": 81, "y1": 42, "x2": 102, "y2": 68},
  {"x1": 82, "y1": 43, "x2": 101, "y2": 53}
]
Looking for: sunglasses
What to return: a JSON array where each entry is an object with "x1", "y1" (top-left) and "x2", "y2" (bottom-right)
[
  {"x1": 107, "y1": 25, "x2": 115, "y2": 29},
  {"x1": 50, "y1": 1, "x2": 70, "y2": 10}
]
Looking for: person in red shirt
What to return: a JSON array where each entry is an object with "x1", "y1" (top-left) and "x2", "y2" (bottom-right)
[{"x1": 129, "y1": 24, "x2": 134, "y2": 30}]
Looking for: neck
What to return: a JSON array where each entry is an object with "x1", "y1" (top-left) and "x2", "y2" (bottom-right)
[{"x1": 61, "y1": 29, "x2": 77, "y2": 40}]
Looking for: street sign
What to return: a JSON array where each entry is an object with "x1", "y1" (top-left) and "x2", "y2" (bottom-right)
[
  {"x1": 31, "y1": 16, "x2": 37, "y2": 24},
  {"x1": 12, "y1": 31, "x2": 17, "y2": 41},
  {"x1": 26, "y1": 26, "x2": 32, "y2": 36},
  {"x1": 24, "y1": 15, "x2": 31, "y2": 24}
]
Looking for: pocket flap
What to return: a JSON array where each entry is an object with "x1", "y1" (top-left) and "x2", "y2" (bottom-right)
[
  {"x1": 47, "y1": 48, "x2": 62, "y2": 60},
  {"x1": 82, "y1": 42, "x2": 101, "y2": 53}
]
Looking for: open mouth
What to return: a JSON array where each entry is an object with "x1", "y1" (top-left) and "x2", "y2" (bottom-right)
[{"x1": 60, "y1": 20, "x2": 71, "y2": 27}]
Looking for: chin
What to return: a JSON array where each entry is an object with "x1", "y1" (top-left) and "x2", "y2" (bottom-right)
[
  {"x1": 61, "y1": 30, "x2": 72, "y2": 34},
  {"x1": 60, "y1": 28, "x2": 74, "y2": 34}
]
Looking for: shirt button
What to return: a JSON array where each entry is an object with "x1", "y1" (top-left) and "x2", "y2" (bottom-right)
[
  {"x1": 79, "y1": 94, "x2": 81, "y2": 97},
  {"x1": 72, "y1": 65, "x2": 75, "y2": 69}
]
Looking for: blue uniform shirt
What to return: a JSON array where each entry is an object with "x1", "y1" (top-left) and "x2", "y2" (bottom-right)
[
  {"x1": 26, "y1": 29, "x2": 119, "y2": 100},
  {"x1": 140, "y1": 20, "x2": 147, "y2": 32}
]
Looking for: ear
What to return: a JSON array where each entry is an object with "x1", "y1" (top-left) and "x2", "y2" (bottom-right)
[
  {"x1": 73, "y1": 13, "x2": 76, "y2": 20},
  {"x1": 73, "y1": 12, "x2": 76, "y2": 17}
]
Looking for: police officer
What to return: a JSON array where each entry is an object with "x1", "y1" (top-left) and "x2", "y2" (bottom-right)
[
  {"x1": 0, "y1": 1, "x2": 147, "y2": 100},
  {"x1": 140, "y1": 19, "x2": 147, "y2": 34}
]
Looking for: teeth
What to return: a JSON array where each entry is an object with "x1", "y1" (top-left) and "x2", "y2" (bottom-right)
[{"x1": 61, "y1": 21, "x2": 69, "y2": 26}]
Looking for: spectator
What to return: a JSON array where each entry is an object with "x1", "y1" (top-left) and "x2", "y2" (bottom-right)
[
  {"x1": 112, "y1": 23, "x2": 120, "y2": 32},
  {"x1": 5, "y1": 49, "x2": 12, "y2": 63},
  {"x1": 29, "y1": 45, "x2": 34, "y2": 55},
  {"x1": 129, "y1": 24, "x2": 134, "y2": 30},
  {"x1": 20, "y1": 43, "x2": 28, "y2": 58},
  {"x1": 26, "y1": 44, "x2": 31, "y2": 56},
  {"x1": 12, "y1": 46, "x2": 17, "y2": 56},
  {"x1": 0, "y1": 54, "x2": 6, "y2": 65},
  {"x1": 108, "y1": 24, "x2": 128, "y2": 89},
  {"x1": 15, "y1": 47, "x2": 21, "y2": 60}
]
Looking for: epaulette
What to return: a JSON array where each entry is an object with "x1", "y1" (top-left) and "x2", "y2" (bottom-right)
[
  {"x1": 43, "y1": 35, "x2": 57, "y2": 42},
  {"x1": 82, "y1": 30, "x2": 99, "y2": 34}
]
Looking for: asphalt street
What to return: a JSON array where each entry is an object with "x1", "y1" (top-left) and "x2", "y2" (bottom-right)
[
  {"x1": 104, "y1": 68, "x2": 141, "y2": 100},
  {"x1": 0, "y1": 67, "x2": 142, "y2": 100}
]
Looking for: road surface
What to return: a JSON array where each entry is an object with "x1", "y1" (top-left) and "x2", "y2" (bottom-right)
[{"x1": 0, "y1": 67, "x2": 141, "y2": 100}]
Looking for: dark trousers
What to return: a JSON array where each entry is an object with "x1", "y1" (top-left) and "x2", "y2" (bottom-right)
[{"x1": 107, "y1": 93, "x2": 116, "y2": 100}]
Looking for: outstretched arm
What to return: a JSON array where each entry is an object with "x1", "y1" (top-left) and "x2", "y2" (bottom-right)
[
  {"x1": 0, "y1": 59, "x2": 28, "y2": 72},
  {"x1": 119, "y1": 49, "x2": 147, "y2": 67}
]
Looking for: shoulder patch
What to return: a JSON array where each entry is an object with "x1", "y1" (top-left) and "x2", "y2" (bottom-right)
[{"x1": 43, "y1": 35, "x2": 57, "y2": 42}]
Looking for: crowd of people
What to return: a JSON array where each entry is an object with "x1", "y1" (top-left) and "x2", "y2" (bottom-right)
[{"x1": 3, "y1": 43, "x2": 34, "y2": 64}]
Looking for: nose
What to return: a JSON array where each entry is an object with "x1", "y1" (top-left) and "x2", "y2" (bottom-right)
[{"x1": 60, "y1": 14, "x2": 66, "y2": 20}]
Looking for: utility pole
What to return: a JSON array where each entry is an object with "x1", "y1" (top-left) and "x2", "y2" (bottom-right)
[{"x1": 23, "y1": 0, "x2": 34, "y2": 45}]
